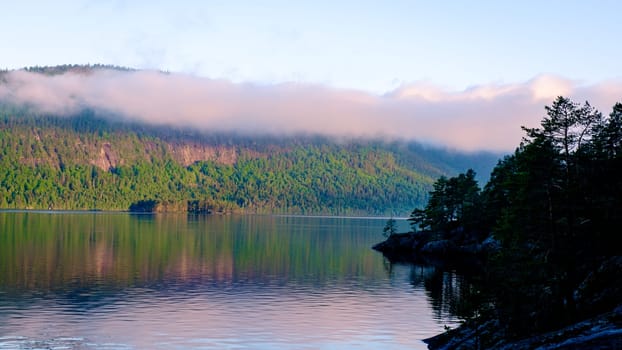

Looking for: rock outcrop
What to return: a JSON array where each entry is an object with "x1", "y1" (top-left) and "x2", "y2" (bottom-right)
[
  {"x1": 372, "y1": 231, "x2": 498, "y2": 264},
  {"x1": 424, "y1": 303, "x2": 622, "y2": 350}
]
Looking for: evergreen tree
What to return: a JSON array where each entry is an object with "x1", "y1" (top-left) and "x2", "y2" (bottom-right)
[
  {"x1": 405, "y1": 97, "x2": 622, "y2": 340},
  {"x1": 383, "y1": 217, "x2": 397, "y2": 238},
  {"x1": 408, "y1": 169, "x2": 481, "y2": 238}
]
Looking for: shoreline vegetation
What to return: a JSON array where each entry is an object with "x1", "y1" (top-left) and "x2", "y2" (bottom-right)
[{"x1": 374, "y1": 97, "x2": 622, "y2": 349}]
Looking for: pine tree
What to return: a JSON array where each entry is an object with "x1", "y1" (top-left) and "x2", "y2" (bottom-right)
[{"x1": 383, "y1": 217, "x2": 397, "y2": 238}]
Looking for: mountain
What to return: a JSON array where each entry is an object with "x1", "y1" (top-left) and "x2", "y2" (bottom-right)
[{"x1": 0, "y1": 66, "x2": 501, "y2": 215}]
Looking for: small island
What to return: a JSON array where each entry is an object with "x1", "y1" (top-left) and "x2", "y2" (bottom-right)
[
  {"x1": 374, "y1": 97, "x2": 622, "y2": 349},
  {"x1": 129, "y1": 199, "x2": 234, "y2": 214}
]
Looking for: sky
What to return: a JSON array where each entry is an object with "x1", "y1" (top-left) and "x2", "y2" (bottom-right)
[{"x1": 2, "y1": 1, "x2": 622, "y2": 151}]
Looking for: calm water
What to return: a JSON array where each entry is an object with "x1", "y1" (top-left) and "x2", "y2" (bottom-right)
[{"x1": 0, "y1": 211, "x2": 467, "y2": 349}]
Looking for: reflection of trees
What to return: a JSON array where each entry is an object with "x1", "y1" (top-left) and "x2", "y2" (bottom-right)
[
  {"x1": 381, "y1": 257, "x2": 394, "y2": 276},
  {"x1": 422, "y1": 268, "x2": 480, "y2": 321},
  {"x1": 0, "y1": 213, "x2": 385, "y2": 293},
  {"x1": 385, "y1": 259, "x2": 483, "y2": 322}
]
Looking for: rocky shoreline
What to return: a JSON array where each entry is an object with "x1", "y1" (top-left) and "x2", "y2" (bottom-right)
[
  {"x1": 372, "y1": 233, "x2": 622, "y2": 349},
  {"x1": 423, "y1": 304, "x2": 622, "y2": 350},
  {"x1": 372, "y1": 231, "x2": 499, "y2": 264}
]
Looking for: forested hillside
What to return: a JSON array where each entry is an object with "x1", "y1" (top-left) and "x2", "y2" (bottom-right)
[{"x1": 0, "y1": 77, "x2": 499, "y2": 215}]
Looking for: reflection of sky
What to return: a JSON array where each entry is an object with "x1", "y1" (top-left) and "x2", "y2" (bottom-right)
[
  {"x1": 2, "y1": 267, "x2": 454, "y2": 349},
  {"x1": 0, "y1": 213, "x2": 461, "y2": 349}
]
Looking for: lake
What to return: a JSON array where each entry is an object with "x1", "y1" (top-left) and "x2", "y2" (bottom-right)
[{"x1": 0, "y1": 211, "x2": 467, "y2": 349}]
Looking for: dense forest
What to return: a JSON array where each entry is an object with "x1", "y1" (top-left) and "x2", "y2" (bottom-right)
[
  {"x1": 406, "y1": 97, "x2": 622, "y2": 347},
  {"x1": 0, "y1": 103, "x2": 497, "y2": 215}
]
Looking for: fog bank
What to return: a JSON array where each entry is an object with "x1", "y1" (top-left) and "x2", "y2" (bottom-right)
[{"x1": 1, "y1": 69, "x2": 621, "y2": 151}]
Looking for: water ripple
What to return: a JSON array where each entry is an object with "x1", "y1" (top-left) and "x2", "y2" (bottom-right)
[{"x1": 0, "y1": 213, "x2": 465, "y2": 350}]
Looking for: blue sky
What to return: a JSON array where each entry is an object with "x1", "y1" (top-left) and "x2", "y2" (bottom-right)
[
  {"x1": 3, "y1": 0, "x2": 621, "y2": 93},
  {"x1": 2, "y1": 1, "x2": 622, "y2": 151}
]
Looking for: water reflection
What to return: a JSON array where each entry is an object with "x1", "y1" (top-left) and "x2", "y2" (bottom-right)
[
  {"x1": 0, "y1": 212, "x2": 463, "y2": 349},
  {"x1": 1, "y1": 212, "x2": 382, "y2": 291},
  {"x1": 383, "y1": 258, "x2": 483, "y2": 324}
]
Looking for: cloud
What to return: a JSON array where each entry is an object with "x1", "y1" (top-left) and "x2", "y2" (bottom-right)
[{"x1": 1, "y1": 69, "x2": 621, "y2": 152}]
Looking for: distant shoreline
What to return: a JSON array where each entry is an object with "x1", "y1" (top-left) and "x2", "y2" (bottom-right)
[{"x1": 0, "y1": 209, "x2": 407, "y2": 220}]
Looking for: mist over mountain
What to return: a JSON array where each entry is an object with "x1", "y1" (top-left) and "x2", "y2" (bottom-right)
[
  {"x1": 0, "y1": 94, "x2": 500, "y2": 214},
  {"x1": 3, "y1": 65, "x2": 621, "y2": 152}
]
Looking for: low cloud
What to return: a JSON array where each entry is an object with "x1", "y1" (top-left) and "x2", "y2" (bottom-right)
[{"x1": 1, "y1": 69, "x2": 621, "y2": 152}]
